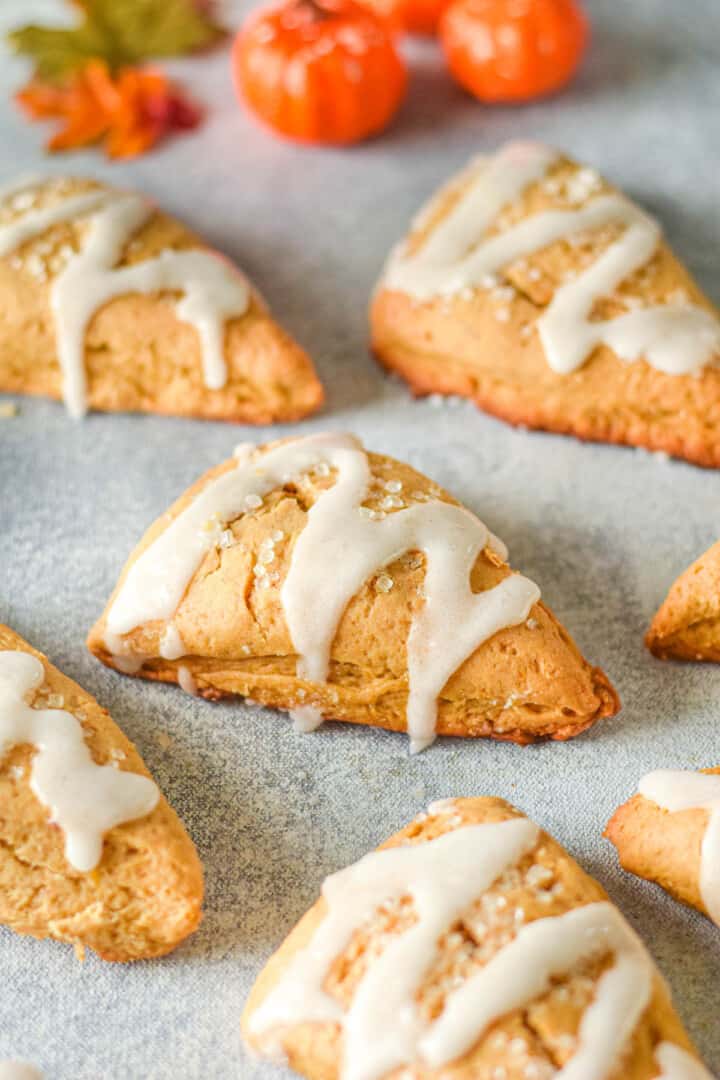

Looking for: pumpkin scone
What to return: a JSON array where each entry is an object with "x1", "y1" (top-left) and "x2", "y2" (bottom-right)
[
  {"x1": 606, "y1": 767, "x2": 720, "y2": 929},
  {"x1": 646, "y1": 540, "x2": 720, "y2": 660},
  {"x1": 371, "y1": 141, "x2": 720, "y2": 467},
  {"x1": 0, "y1": 625, "x2": 203, "y2": 961},
  {"x1": 0, "y1": 175, "x2": 323, "y2": 421},
  {"x1": 87, "y1": 432, "x2": 618, "y2": 751},
  {"x1": 242, "y1": 796, "x2": 711, "y2": 1078}
]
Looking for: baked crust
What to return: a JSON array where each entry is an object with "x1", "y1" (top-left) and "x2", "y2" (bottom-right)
[
  {"x1": 605, "y1": 768, "x2": 720, "y2": 921},
  {"x1": 371, "y1": 152, "x2": 720, "y2": 468},
  {"x1": 0, "y1": 624, "x2": 203, "y2": 961},
  {"x1": 242, "y1": 796, "x2": 701, "y2": 1078},
  {"x1": 646, "y1": 540, "x2": 720, "y2": 660},
  {"x1": 87, "y1": 441, "x2": 619, "y2": 745},
  {"x1": 0, "y1": 177, "x2": 324, "y2": 422}
]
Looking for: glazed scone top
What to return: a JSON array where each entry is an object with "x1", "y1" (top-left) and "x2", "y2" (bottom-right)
[
  {"x1": 382, "y1": 141, "x2": 720, "y2": 378},
  {"x1": 0, "y1": 649, "x2": 158, "y2": 871},
  {"x1": 0, "y1": 175, "x2": 251, "y2": 417},
  {"x1": 247, "y1": 798, "x2": 709, "y2": 1080},
  {"x1": 102, "y1": 432, "x2": 540, "y2": 752},
  {"x1": 638, "y1": 769, "x2": 720, "y2": 926}
]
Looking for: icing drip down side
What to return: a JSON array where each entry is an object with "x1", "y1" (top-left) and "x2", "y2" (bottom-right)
[
  {"x1": 655, "y1": 1045, "x2": 716, "y2": 1080},
  {"x1": 104, "y1": 433, "x2": 540, "y2": 751},
  {"x1": 0, "y1": 650, "x2": 159, "y2": 872},
  {"x1": 639, "y1": 768, "x2": 720, "y2": 926},
  {"x1": 248, "y1": 806, "x2": 710, "y2": 1080},
  {"x1": 0, "y1": 177, "x2": 250, "y2": 417},
  {"x1": 383, "y1": 141, "x2": 720, "y2": 378}
]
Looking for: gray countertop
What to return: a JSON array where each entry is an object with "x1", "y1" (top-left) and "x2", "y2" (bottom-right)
[{"x1": 1, "y1": 0, "x2": 719, "y2": 1076}]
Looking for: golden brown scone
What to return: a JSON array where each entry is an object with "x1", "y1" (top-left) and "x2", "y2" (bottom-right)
[
  {"x1": 242, "y1": 796, "x2": 708, "y2": 1078},
  {"x1": 0, "y1": 175, "x2": 323, "y2": 421},
  {"x1": 87, "y1": 433, "x2": 618, "y2": 748},
  {"x1": 646, "y1": 541, "x2": 720, "y2": 660},
  {"x1": 0, "y1": 625, "x2": 203, "y2": 961},
  {"x1": 606, "y1": 767, "x2": 720, "y2": 926},
  {"x1": 371, "y1": 142, "x2": 720, "y2": 468}
]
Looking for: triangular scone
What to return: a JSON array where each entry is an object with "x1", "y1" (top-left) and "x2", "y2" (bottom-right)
[
  {"x1": 87, "y1": 432, "x2": 618, "y2": 750},
  {"x1": 0, "y1": 176, "x2": 323, "y2": 421},
  {"x1": 371, "y1": 141, "x2": 720, "y2": 467},
  {"x1": 606, "y1": 768, "x2": 720, "y2": 928},
  {"x1": 242, "y1": 796, "x2": 710, "y2": 1078},
  {"x1": 646, "y1": 541, "x2": 720, "y2": 660},
  {"x1": 0, "y1": 625, "x2": 203, "y2": 961}
]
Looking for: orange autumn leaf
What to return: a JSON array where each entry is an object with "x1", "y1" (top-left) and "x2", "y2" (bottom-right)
[
  {"x1": 15, "y1": 60, "x2": 201, "y2": 159},
  {"x1": 14, "y1": 80, "x2": 70, "y2": 118}
]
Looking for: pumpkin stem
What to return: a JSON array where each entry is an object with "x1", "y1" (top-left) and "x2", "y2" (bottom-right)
[{"x1": 299, "y1": 0, "x2": 332, "y2": 21}]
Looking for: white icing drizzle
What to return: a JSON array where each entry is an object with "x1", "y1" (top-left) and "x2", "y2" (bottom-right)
[
  {"x1": 104, "y1": 433, "x2": 539, "y2": 751},
  {"x1": 248, "y1": 807, "x2": 698, "y2": 1080},
  {"x1": 0, "y1": 650, "x2": 159, "y2": 872},
  {"x1": 638, "y1": 768, "x2": 720, "y2": 925},
  {"x1": 0, "y1": 177, "x2": 250, "y2": 417},
  {"x1": 420, "y1": 903, "x2": 651, "y2": 1073},
  {"x1": 177, "y1": 665, "x2": 198, "y2": 696},
  {"x1": 655, "y1": 1043, "x2": 715, "y2": 1080},
  {"x1": 160, "y1": 623, "x2": 186, "y2": 661},
  {"x1": 383, "y1": 141, "x2": 720, "y2": 377},
  {"x1": 291, "y1": 704, "x2": 325, "y2": 733}
]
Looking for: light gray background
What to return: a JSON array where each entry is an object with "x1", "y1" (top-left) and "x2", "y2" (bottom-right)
[{"x1": 1, "y1": 0, "x2": 719, "y2": 1076}]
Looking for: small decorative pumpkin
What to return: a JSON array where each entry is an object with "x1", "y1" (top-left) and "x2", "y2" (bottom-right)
[
  {"x1": 399, "y1": 0, "x2": 453, "y2": 34},
  {"x1": 233, "y1": 0, "x2": 407, "y2": 144},
  {"x1": 440, "y1": 0, "x2": 588, "y2": 103},
  {"x1": 362, "y1": 0, "x2": 452, "y2": 34}
]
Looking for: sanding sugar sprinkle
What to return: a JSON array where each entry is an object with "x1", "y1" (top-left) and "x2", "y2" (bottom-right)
[{"x1": 374, "y1": 573, "x2": 394, "y2": 593}]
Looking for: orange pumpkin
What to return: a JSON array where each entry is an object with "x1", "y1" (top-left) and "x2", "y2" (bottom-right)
[
  {"x1": 233, "y1": 0, "x2": 407, "y2": 145},
  {"x1": 440, "y1": 0, "x2": 588, "y2": 103},
  {"x1": 361, "y1": 0, "x2": 451, "y2": 34},
  {"x1": 354, "y1": 0, "x2": 406, "y2": 30},
  {"x1": 400, "y1": 0, "x2": 452, "y2": 33}
]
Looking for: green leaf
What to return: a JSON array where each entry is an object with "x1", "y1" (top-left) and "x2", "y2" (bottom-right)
[
  {"x1": 81, "y1": 0, "x2": 224, "y2": 62},
  {"x1": 8, "y1": 23, "x2": 118, "y2": 81},
  {"x1": 8, "y1": 0, "x2": 224, "y2": 81}
]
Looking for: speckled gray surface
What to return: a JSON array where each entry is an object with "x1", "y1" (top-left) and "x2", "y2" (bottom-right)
[{"x1": 1, "y1": 0, "x2": 719, "y2": 1076}]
